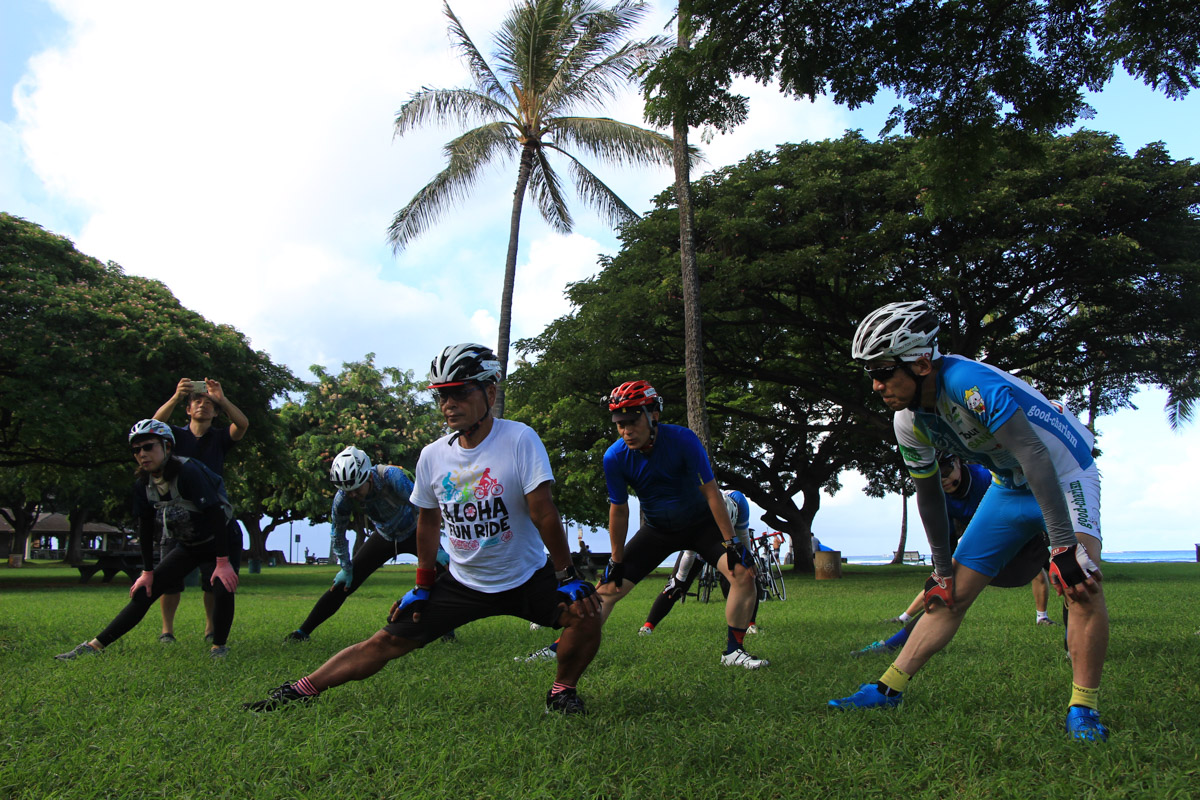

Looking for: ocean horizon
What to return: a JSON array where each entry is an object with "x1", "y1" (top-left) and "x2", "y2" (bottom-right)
[{"x1": 846, "y1": 549, "x2": 1197, "y2": 566}]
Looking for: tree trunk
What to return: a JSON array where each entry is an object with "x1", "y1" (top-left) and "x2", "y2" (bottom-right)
[
  {"x1": 66, "y1": 508, "x2": 90, "y2": 567},
  {"x1": 1, "y1": 501, "x2": 40, "y2": 561},
  {"x1": 672, "y1": 4, "x2": 711, "y2": 453},
  {"x1": 493, "y1": 145, "x2": 535, "y2": 421},
  {"x1": 241, "y1": 516, "x2": 268, "y2": 561},
  {"x1": 891, "y1": 486, "x2": 909, "y2": 564}
]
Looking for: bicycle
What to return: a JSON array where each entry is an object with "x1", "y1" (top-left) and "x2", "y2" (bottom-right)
[
  {"x1": 693, "y1": 560, "x2": 722, "y2": 603},
  {"x1": 751, "y1": 533, "x2": 787, "y2": 601}
]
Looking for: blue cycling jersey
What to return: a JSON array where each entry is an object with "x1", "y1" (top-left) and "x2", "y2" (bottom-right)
[
  {"x1": 330, "y1": 465, "x2": 418, "y2": 567},
  {"x1": 603, "y1": 423, "x2": 715, "y2": 530},
  {"x1": 945, "y1": 463, "x2": 991, "y2": 524},
  {"x1": 724, "y1": 489, "x2": 750, "y2": 534},
  {"x1": 895, "y1": 355, "x2": 1094, "y2": 489}
]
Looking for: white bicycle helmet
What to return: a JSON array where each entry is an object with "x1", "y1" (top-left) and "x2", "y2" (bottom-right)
[
  {"x1": 428, "y1": 343, "x2": 502, "y2": 388},
  {"x1": 128, "y1": 419, "x2": 175, "y2": 446},
  {"x1": 329, "y1": 446, "x2": 372, "y2": 491},
  {"x1": 722, "y1": 490, "x2": 740, "y2": 527},
  {"x1": 852, "y1": 301, "x2": 941, "y2": 362}
]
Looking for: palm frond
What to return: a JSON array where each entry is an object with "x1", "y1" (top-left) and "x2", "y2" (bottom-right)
[
  {"x1": 1165, "y1": 383, "x2": 1198, "y2": 430},
  {"x1": 547, "y1": 116, "x2": 676, "y2": 167},
  {"x1": 557, "y1": 150, "x2": 641, "y2": 227},
  {"x1": 443, "y1": 1, "x2": 510, "y2": 105},
  {"x1": 394, "y1": 88, "x2": 514, "y2": 136},
  {"x1": 544, "y1": 34, "x2": 668, "y2": 114},
  {"x1": 527, "y1": 148, "x2": 574, "y2": 234},
  {"x1": 388, "y1": 122, "x2": 519, "y2": 252}
]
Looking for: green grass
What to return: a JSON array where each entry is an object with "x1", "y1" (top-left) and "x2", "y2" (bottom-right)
[{"x1": 1, "y1": 561, "x2": 1197, "y2": 799}]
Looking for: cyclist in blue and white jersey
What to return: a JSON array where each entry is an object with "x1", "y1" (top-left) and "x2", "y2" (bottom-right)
[
  {"x1": 284, "y1": 446, "x2": 450, "y2": 642},
  {"x1": 638, "y1": 489, "x2": 761, "y2": 635},
  {"x1": 854, "y1": 452, "x2": 1057, "y2": 656},
  {"x1": 829, "y1": 301, "x2": 1109, "y2": 743}
]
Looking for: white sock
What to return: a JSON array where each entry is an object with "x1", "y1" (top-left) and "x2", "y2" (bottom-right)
[
  {"x1": 1036, "y1": 610, "x2": 1049, "y2": 621},
  {"x1": 898, "y1": 612, "x2": 911, "y2": 623}
]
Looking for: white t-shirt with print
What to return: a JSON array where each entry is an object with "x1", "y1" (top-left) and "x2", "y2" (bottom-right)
[{"x1": 411, "y1": 418, "x2": 554, "y2": 592}]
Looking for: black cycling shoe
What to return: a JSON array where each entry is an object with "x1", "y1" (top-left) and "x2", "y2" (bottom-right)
[
  {"x1": 545, "y1": 688, "x2": 587, "y2": 716},
  {"x1": 243, "y1": 682, "x2": 315, "y2": 712}
]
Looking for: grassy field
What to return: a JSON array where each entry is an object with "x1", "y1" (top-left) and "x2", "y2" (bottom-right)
[{"x1": 1, "y1": 559, "x2": 1196, "y2": 799}]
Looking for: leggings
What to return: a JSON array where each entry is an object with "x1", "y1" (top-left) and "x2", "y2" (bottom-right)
[
  {"x1": 96, "y1": 538, "x2": 239, "y2": 648},
  {"x1": 297, "y1": 532, "x2": 423, "y2": 635}
]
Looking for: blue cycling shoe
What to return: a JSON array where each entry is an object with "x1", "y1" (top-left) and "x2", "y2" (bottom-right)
[
  {"x1": 1066, "y1": 706, "x2": 1109, "y2": 742},
  {"x1": 828, "y1": 683, "x2": 902, "y2": 709}
]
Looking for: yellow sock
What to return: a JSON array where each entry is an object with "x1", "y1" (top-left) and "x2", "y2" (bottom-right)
[
  {"x1": 880, "y1": 664, "x2": 911, "y2": 693},
  {"x1": 1069, "y1": 682, "x2": 1099, "y2": 710}
]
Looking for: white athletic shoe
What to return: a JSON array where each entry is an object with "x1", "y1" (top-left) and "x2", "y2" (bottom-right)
[
  {"x1": 529, "y1": 622, "x2": 542, "y2": 631},
  {"x1": 720, "y1": 648, "x2": 769, "y2": 669},
  {"x1": 638, "y1": 624, "x2": 653, "y2": 636},
  {"x1": 746, "y1": 624, "x2": 759, "y2": 635},
  {"x1": 515, "y1": 645, "x2": 556, "y2": 663}
]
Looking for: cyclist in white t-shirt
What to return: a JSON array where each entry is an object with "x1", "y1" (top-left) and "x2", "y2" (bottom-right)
[{"x1": 243, "y1": 344, "x2": 602, "y2": 715}]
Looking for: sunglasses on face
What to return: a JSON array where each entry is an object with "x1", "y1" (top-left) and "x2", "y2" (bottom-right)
[
  {"x1": 864, "y1": 364, "x2": 901, "y2": 383},
  {"x1": 131, "y1": 442, "x2": 159, "y2": 455},
  {"x1": 436, "y1": 384, "x2": 479, "y2": 404}
]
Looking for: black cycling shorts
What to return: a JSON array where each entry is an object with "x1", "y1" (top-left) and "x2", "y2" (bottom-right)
[
  {"x1": 382, "y1": 560, "x2": 567, "y2": 645},
  {"x1": 620, "y1": 516, "x2": 727, "y2": 586}
]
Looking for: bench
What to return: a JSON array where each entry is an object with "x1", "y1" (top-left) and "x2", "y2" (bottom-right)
[
  {"x1": 77, "y1": 552, "x2": 143, "y2": 583},
  {"x1": 894, "y1": 550, "x2": 926, "y2": 565},
  {"x1": 572, "y1": 551, "x2": 611, "y2": 581}
]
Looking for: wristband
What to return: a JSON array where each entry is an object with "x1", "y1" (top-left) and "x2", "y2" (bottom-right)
[
  {"x1": 415, "y1": 567, "x2": 437, "y2": 588},
  {"x1": 555, "y1": 565, "x2": 577, "y2": 582}
]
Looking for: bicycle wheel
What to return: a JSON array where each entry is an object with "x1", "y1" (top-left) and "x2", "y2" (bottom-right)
[
  {"x1": 699, "y1": 563, "x2": 716, "y2": 603},
  {"x1": 750, "y1": 551, "x2": 770, "y2": 602},
  {"x1": 766, "y1": 549, "x2": 786, "y2": 600}
]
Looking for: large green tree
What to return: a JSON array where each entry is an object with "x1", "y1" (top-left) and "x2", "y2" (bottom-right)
[
  {"x1": 387, "y1": 0, "x2": 677, "y2": 418},
  {"x1": 0, "y1": 213, "x2": 296, "y2": 560},
  {"x1": 648, "y1": 1, "x2": 1199, "y2": 188},
  {"x1": 270, "y1": 356, "x2": 442, "y2": 558},
  {"x1": 508, "y1": 131, "x2": 1200, "y2": 567}
]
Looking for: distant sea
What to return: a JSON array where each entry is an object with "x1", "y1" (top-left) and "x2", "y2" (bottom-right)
[{"x1": 846, "y1": 550, "x2": 1196, "y2": 566}]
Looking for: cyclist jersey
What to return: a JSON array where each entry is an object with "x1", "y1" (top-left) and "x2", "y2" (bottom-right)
[
  {"x1": 330, "y1": 465, "x2": 418, "y2": 568},
  {"x1": 723, "y1": 489, "x2": 751, "y2": 545},
  {"x1": 945, "y1": 462, "x2": 992, "y2": 524},
  {"x1": 603, "y1": 423, "x2": 715, "y2": 530},
  {"x1": 894, "y1": 355, "x2": 1094, "y2": 489}
]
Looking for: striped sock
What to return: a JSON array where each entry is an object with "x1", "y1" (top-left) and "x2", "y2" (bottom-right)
[
  {"x1": 294, "y1": 676, "x2": 321, "y2": 697},
  {"x1": 549, "y1": 638, "x2": 561, "y2": 653},
  {"x1": 550, "y1": 680, "x2": 575, "y2": 695}
]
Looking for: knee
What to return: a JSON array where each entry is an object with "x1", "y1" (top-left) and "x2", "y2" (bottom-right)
[{"x1": 731, "y1": 567, "x2": 755, "y2": 589}]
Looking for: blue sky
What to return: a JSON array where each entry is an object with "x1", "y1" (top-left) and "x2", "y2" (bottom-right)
[{"x1": 3, "y1": 1, "x2": 1197, "y2": 560}]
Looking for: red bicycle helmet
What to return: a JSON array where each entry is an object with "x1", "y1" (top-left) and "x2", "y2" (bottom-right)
[{"x1": 607, "y1": 380, "x2": 662, "y2": 420}]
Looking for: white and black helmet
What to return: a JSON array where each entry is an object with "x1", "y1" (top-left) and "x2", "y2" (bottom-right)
[
  {"x1": 329, "y1": 446, "x2": 372, "y2": 491},
  {"x1": 852, "y1": 301, "x2": 942, "y2": 362},
  {"x1": 128, "y1": 418, "x2": 175, "y2": 447},
  {"x1": 428, "y1": 343, "x2": 502, "y2": 388}
]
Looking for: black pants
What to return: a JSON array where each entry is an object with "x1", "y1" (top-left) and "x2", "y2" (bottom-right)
[
  {"x1": 96, "y1": 536, "x2": 240, "y2": 648},
  {"x1": 297, "y1": 532, "x2": 422, "y2": 635}
]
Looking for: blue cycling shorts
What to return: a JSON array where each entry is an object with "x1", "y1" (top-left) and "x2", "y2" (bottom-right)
[{"x1": 954, "y1": 468, "x2": 1101, "y2": 577}]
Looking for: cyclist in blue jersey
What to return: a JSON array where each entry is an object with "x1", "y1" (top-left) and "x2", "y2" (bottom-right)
[
  {"x1": 284, "y1": 446, "x2": 451, "y2": 643},
  {"x1": 595, "y1": 381, "x2": 767, "y2": 669},
  {"x1": 855, "y1": 453, "x2": 1056, "y2": 656},
  {"x1": 829, "y1": 301, "x2": 1109, "y2": 743}
]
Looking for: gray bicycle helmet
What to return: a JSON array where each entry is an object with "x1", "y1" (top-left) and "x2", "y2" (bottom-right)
[
  {"x1": 329, "y1": 446, "x2": 372, "y2": 491},
  {"x1": 428, "y1": 343, "x2": 502, "y2": 388},
  {"x1": 129, "y1": 419, "x2": 175, "y2": 447},
  {"x1": 852, "y1": 301, "x2": 941, "y2": 362}
]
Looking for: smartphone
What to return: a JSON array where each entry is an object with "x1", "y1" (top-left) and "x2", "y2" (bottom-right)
[{"x1": 189, "y1": 380, "x2": 207, "y2": 394}]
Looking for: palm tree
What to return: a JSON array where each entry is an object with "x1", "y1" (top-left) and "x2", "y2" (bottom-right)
[{"x1": 389, "y1": 0, "x2": 676, "y2": 418}]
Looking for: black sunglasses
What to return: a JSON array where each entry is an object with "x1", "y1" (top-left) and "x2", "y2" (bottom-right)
[
  {"x1": 436, "y1": 384, "x2": 479, "y2": 404},
  {"x1": 131, "y1": 442, "x2": 159, "y2": 454},
  {"x1": 864, "y1": 364, "x2": 901, "y2": 382}
]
